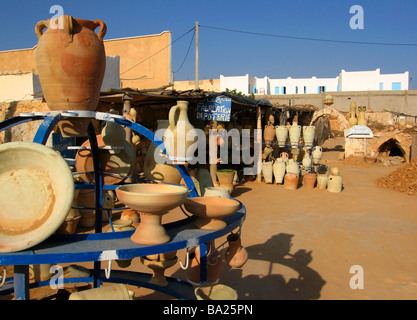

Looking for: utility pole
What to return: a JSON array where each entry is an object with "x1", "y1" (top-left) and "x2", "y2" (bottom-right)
[{"x1": 195, "y1": 21, "x2": 199, "y2": 90}]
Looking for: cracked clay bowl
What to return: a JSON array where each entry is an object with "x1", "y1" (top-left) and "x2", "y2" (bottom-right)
[{"x1": 0, "y1": 142, "x2": 74, "y2": 253}]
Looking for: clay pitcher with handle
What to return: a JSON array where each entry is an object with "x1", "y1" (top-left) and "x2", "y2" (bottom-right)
[
  {"x1": 35, "y1": 15, "x2": 107, "y2": 137},
  {"x1": 166, "y1": 101, "x2": 196, "y2": 164}
]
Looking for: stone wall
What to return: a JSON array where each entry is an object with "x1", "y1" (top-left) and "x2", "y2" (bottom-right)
[{"x1": 257, "y1": 90, "x2": 417, "y2": 119}]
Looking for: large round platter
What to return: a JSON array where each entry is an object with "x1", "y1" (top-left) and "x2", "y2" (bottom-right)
[{"x1": 0, "y1": 142, "x2": 74, "y2": 253}]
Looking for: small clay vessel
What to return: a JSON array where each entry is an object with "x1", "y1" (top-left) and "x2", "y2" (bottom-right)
[
  {"x1": 225, "y1": 233, "x2": 248, "y2": 268},
  {"x1": 303, "y1": 173, "x2": 317, "y2": 189},
  {"x1": 284, "y1": 173, "x2": 299, "y2": 190}
]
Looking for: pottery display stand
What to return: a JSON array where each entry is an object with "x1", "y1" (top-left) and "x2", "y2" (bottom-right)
[{"x1": 0, "y1": 112, "x2": 246, "y2": 300}]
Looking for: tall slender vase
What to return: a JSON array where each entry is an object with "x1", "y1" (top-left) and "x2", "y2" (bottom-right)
[
  {"x1": 289, "y1": 122, "x2": 302, "y2": 148},
  {"x1": 357, "y1": 106, "x2": 368, "y2": 126},
  {"x1": 349, "y1": 102, "x2": 358, "y2": 127},
  {"x1": 273, "y1": 158, "x2": 286, "y2": 184},
  {"x1": 275, "y1": 125, "x2": 289, "y2": 147}
]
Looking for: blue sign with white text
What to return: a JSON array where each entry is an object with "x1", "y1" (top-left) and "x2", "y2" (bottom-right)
[{"x1": 196, "y1": 96, "x2": 232, "y2": 122}]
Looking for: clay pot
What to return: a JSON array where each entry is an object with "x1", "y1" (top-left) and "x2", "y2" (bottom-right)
[
  {"x1": 29, "y1": 264, "x2": 54, "y2": 282},
  {"x1": 120, "y1": 209, "x2": 140, "y2": 225},
  {"x1": 303, "y1": 173, "x2": 317, "y2": 189},
  {"x1": 107, "y1": 219, "x2": 135, "y2": 268},
  {"x1": 140, "y1": 251, "x2": 178, "y2": 287},
  {"x1": 195, "y1": 284, "x2": 238, "y2": 300},
  {"x1": 328, "y1": 168, "x2": 343, "y2": 193},
  {"x1": 317, "y1": 173, "x2": 329, "y2": 190},
  {"x1": 284, "y1": 173, "x2": 299, "y2": 190},
  {"x1": 275, "y1": 125, "x2": 288, "y2": 147},
  {"x1": 69, "y1": 284, "x2": 134, "y2": 300},
  {"x1": 273, "y1": 158, "x2": 286, "y2": 184},
  {"x1": 264, "y1": 123, "x2": 275, "y2": 145},
  {"x1": 186, "y1": 240, "x2": 223, "y2": 285},
  {"x1": 166, "y1": 101, "x2": 196, "y2": 163},
  {"x1": 144, "y1": 119, "x2": 185, "y2": 184},
  {"x1": 312, "y1": 146, "x2": 323, "y2": 164},
  {"x1": 349, "y1": 102, "x2": 358, "y2": 127},
  {"x1": 303, "y1": 126, "x2": 315, "y2": 148},
  {"x1": 358, "y1": 106, "x2": 368, "y2": 126},
  {"x1": 262, "y1": 161, "x2": 273, "y2": 184},
  {"x1": 280, "y1": 152, "x2": 289, "y2": 162},
  {"x1": 203, "y1": 187, "x2": 231, "y2": 199},
  {"x1": 289, "y1": 122, "x2": 302, "y2": 148},
  {"x1": 184, "y1": 197, "x2": 240, "y2": 230},
  {"x1": 225, "y1": 233, "x2": 248, "y2": 268},
  {"x1": 286, "y1": 159, "x2": 299, "y2": 175},
  {"x1": 302, "y1": 152, "x2": 312, "y2": 169},
  {"x1": 263, "y1": 145, "x2": 274, "y2": 159},
  {"x1": 216, "y1": 170, "x2": 235, "y2": 194},
  {"x1": 101, "y1": 110, "x2": 127, "y2": 154},
  {"x1": 76, "y1": 135, "x2": 136, "y2": 185},
  {"x1": 35, "y1": 15, "x2": 106, "y2": 137}
]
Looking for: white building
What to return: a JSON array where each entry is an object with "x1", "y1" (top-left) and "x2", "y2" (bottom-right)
[{"x1": 220, "y1": 69, "x2": 410, "y2": 95}]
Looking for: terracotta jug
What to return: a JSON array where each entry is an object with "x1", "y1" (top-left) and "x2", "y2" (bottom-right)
[
  {"x1": 225, "y1": 233, "x2": 248, "y2": 269},
  {"x1": 280, "y1": 152, "x2": 289, "y2": 162},
  {"x1": 312, "y1": 146, "x2": 323, "y2": 164},
  {"x1": 264, "y1": 123, "x2": 275, "y2": 145},
  {"x1": 273, "y1": 158, "x2": 286, "y2": 184},
  {"x1": 302, "y1": 126, "x2": 315, "y2": 148},
  {"x1": 166, "y1": 101, "x2": 196, "y2": 163},
  {"x1": 262, "y1": 161, "x2": 273, "y2": 184},
  {"x1": 143, "y1": 119, "x2": 184, "y2": 184},
  {"x1": 141, "y1": 251, "x2": 178, "y2": 287},
  {"x1": 263, "y1": 145, "x2": 273, "y2": 159},
  {"x1": 328, "y1": 167, "x2": 343, "y2": 193},
  {"x1": 35, "y1": 15, "x2": 106, "y2": 137},
  {"x1": 289, "y1": 121, "x2": 302, "y2": 148},
  {"x1": 203, "y1": 187, "x2": 231, "y2": 199},
  {"x1": 275, "y1": 125, "x2": 288, "y2": 147},
  {"x1": 186, "y1": 240, "x2": 223, "y2": 285}
]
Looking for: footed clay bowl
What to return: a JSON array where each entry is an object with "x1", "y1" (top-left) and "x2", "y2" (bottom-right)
[
  {"x1": 0, "y1": 142, "x2": 74, "y2": 253},
  {"x1": 184, "y1": 197, "x2": 240, "y2": 230},
  {"x1": 116, "y1": 184, "x2": 188, "y2": 214}
]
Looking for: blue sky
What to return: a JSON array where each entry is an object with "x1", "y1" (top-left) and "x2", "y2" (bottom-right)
[{"x1": 1, "y1": 0, "x2": 416, "y2": 88}]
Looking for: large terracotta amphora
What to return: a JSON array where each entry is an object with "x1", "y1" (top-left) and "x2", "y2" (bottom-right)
[
  {"x1": 35, "y1": 15, "x2": 107, "y2": 137},
  {"x1": 264, "y1": 123, "x2": 275, "y2": 145},
  {"x1": 166, "y1": 101, "x2": 196, "y2": 163}
]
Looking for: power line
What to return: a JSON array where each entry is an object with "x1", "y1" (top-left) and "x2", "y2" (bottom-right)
[
  {"x1": 120, "y1": 27, "x2": 196, "y2": 76},
  {"x1": 199, "y1": 24, "x2": 417, "y2": 47},
  {"x1": 173, "y1": 28, "x2": 196, "y2": 74}
]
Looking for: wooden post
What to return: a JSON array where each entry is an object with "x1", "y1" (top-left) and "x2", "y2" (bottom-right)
[
  {"x1": 411, "y1": 132, "x2": 417, "y2": 161},
  {"x1": 257, "y1": 105, "x2": 262, "y2": 182}
]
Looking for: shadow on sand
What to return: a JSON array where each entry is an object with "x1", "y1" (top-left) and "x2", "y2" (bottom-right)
[{"x1": 170, "y1": 233, "x2": 326, "y2": 300}]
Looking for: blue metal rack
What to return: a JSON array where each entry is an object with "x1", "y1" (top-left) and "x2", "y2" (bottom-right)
[{"x1": 0, "y1": 111, "x2": 246, "y2": 300}]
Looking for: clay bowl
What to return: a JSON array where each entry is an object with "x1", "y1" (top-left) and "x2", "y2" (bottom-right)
[
  {"x1": 75, "y1": 135, "x2": 135, "y2": 185},
  {"x1": 184, "y1": 197, "x2": 241, "y2": 230},
  {"x1": 116, "y1": 184, "x2": 189, "y2": 214},
  {"x1": 0, "y1": 142, "x2": 74, "y2": 253},
  {"x1": 116, "y1": 183, "x2": 189, "y2": 245}
]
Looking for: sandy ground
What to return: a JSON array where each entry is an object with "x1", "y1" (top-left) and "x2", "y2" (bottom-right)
[{"x1": 2, "y1": 137, "x2": 417, "y2": 300}]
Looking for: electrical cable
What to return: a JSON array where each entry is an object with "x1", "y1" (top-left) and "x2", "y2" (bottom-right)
[
  {"x1": 120, "y1": 27, "x2": 196, "y2": 76},
  {"x1": 199, "y1": 24, "x2": 417, "y2": 47},
  {"x1": 173, "y1": 28, "x2": 196, "y2": 74}
]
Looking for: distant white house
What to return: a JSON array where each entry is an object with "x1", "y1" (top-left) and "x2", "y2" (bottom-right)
[{"x1": 220, "y1": 69, "x2": 410, "y2": 95}]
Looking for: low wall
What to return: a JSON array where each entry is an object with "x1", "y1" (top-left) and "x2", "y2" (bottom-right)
[{"x1": 257, "y1": 90, "x2": 417, "y2": 117}]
